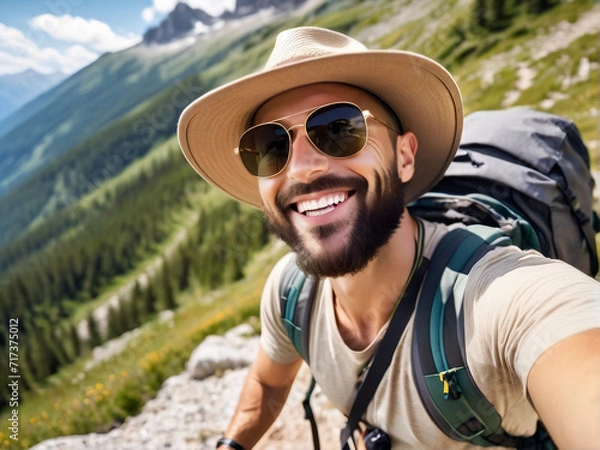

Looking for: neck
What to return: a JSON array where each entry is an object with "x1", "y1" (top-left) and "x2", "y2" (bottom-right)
[{"x1": 330, "y1": 213, "x2": 420, "y2": 350}]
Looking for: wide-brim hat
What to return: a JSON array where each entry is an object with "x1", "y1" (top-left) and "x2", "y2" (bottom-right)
[{"x1": 178, "y1": 26, "x2": 463, "y2": 208}]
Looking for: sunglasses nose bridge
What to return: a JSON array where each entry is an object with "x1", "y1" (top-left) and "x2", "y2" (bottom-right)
[
  {"x1": 285, "y1": 122, "x2": 304, "y2": 143},
  {"x1": 285, "y1": 121, "x2": 317, "y2": 155},
  {"x1": 285, "y1": 123, "x2": 331, "y2": 181}
]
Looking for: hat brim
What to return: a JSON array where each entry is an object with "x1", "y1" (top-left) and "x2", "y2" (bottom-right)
[{"x1": 178, "y1": 50, "x2": 463, "y2": 208}]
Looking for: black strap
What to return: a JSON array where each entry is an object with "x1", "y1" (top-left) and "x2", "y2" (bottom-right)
[
  {"x1": 302, "y1": 377, "x2": 321, "y2": 450},
  {"x1": 340, "y1": 257, "x2": 428, "y2": 449},
  {"x1": 216, "y1": 437, "x2": 245, "y2": 450}
]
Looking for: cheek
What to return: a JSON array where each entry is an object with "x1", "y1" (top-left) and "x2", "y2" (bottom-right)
[
  {"x1": 258, "y1": 178, "x2": 282, "y2": 214},
  {"x1": 258, "y1": 178, "x2": 277, "y2": 201},
  {"x1": 352, "y1": 144, "x2": 398, "y2": 190},
  {"x1": 350, "y1": 144, "x2": 386, "y2": 172}
]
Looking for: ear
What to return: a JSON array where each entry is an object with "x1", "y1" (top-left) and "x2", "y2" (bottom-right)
[{"x1": 396, "y1": 132, "x2": 417, "y2": 183}]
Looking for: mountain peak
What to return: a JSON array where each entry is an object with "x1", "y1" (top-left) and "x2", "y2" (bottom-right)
[
  {"x1": 142, "y1": 0, "x2": 308, "y2": 45},
  {"x1": 143, "y1": 2, "x2": 216, "y2": 45}
]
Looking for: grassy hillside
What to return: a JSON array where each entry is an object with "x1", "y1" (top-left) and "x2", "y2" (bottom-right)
[{"x1": 0, "y1": 0, "x2": 598, "y2": 448}]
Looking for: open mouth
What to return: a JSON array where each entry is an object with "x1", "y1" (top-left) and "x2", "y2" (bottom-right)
[{"x1": 293, "y1": 191, "x2": 352, "y2": 217}]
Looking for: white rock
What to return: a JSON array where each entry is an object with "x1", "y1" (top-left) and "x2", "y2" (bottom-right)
[{"x1": 186, "y1": 325, "x2": 259, "y2": 380}]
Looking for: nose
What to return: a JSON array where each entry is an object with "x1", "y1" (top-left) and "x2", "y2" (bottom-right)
[{"x1": 285, "y1": 127, "x2": 330, "y2": 182}]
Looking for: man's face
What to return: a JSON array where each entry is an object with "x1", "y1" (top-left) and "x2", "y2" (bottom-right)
[{"x1": 254, "y1": 83, "x2": 413, "y2": 278}]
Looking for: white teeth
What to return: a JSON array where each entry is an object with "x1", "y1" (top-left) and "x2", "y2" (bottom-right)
[{"x1": 296, "y1": 192, "x2": 348, "y2": 215}]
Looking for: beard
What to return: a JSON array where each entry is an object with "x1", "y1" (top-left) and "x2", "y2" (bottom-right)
[{"x1": 264, "y1": 164, "x2": 406, "y2": 278}]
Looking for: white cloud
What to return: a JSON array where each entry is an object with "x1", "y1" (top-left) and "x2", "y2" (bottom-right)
[
  {"x1": 30, "y1": 14, "x2": 140, "y2": 53},
  {"x1": 39, "y1": 44, "x2": 99, "y2": 75},
  {"x1": 0, "y1": 23, "x2": 38, "y2": 57},
  {"x1": 185, "y1": 0, "x2": 236, "y2": 17},
  {"x1": 142, "y1": 7, "x2": 156, "y2": 23},
  {"x1": 153, "y1": 0, "x2": 179, "y2": 13},
  {"x1": 0, "y1": 22, "x2": 98, "y2": 76}
]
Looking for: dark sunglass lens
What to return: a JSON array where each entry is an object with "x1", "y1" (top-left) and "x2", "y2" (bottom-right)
[
  {"x1": 239, "y1": 124, "x2": 290, "y2": 177},
  {"x1": 306, "y1": 103, "x2": 366, "y2": 157}
]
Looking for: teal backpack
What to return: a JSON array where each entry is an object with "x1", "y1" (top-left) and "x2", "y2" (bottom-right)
[{"x1": 278, "y1": 108, "x2": 599, "y2": 449}]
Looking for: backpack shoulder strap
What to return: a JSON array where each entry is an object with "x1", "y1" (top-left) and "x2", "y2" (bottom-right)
[
  {"x1": 279, "y1": 256, "x2": 318, "y2": 363},
  {"x1": 412, "y1": 225, "x2": 555, "y2": 448},
  {"x1": 412, "y1": 225, "x2": 514, "y2": 446},
  {"x1": 279, "y1": 257, "x2": 321, "y2": 450}
]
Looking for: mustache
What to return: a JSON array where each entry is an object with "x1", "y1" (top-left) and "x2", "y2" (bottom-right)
[{"x1": 276, "y1": 175, "x2": 367, "y2": 209}]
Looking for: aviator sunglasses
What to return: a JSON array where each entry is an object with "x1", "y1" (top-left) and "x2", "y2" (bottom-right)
[{"x1": 235, "y1": 101, "x2": 401, "y2": 178}]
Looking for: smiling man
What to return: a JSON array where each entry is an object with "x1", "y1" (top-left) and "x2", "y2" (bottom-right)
[{"x1": 178, "y1": 27, "x2": 600, "y2": 450}]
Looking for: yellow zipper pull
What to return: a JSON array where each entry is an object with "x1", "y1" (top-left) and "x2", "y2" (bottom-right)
[
  {"x1": 439, "y1": 372, "x2": 450, "y2": 396},
  {"x1": 439, "y1": 368, "x2": 462, "y2": 400}
]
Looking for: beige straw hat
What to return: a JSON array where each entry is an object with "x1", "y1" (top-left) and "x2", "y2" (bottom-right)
[{"x1": 178, "y1": 26, "x2": 463, "y2": 208}]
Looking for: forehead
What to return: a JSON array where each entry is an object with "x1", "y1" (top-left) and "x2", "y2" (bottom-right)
[{"x1": 253, "y1": 82, "x2": 383, "y2": 124}]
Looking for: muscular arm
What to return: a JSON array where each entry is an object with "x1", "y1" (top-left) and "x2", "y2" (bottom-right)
[
  {"x1": 527, "y1": 328, "x2": 600, "y2": 448},
  {"x1": 219, "y1": 346, "x2": 303, "y2": 449}
]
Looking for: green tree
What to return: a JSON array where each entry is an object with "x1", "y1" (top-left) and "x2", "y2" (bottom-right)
[
  {"x1": 107, "y1": 304, "x2": 122, "y2": 340},
  {"x1": 473, "y1": 0, "x2": 487, "y2": 28},
  {"x1": 115, "y1": 294, "x2": 131, "y2": 334},
  {"x1": 161, "y1": 260, "x2": 177, "y2": 310},
  {"x1": 526, "y1": 0, "x2": 557, "y2": 14},
  {"x1": 69, "y1": 322, "x2": 82, "y2": 358},
  {"x1": 45, "y1": 327, "x2": 71, "y2": 369},
  {"x1": 16, "y1": 345, "x2": 37, "y2": 392},
  {"x1": 491, "y1": 0, "x2": 506, "y2": 22},
  {"x1": 26, "y1": 324, "x2": 60, "y2": 381},
  {"x1": 176, "y1": 246, "x2": 193, "y2": 291},
  {"x1": 128, "y1": 282, "x2": 144, "y2": 329},
  {"x1": 86, "y1": 311, "x2": 103, "y2": 349},
  {"x1": 142, "y1": 282, "x2": 158, "y2": 318}
]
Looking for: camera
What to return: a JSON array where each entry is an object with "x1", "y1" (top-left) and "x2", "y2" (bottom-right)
[{"x1": 363, "y1": 426, "x2": 391, "y2": 450}]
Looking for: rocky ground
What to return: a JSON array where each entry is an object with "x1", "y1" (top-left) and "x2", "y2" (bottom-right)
[{"x1": 31, "y1": 325, "x2": 345, "y2": 450}]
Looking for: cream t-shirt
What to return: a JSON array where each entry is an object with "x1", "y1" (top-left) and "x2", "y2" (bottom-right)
[{"x1": 260, "y1": 220, "x2": 600, "y2": 448}]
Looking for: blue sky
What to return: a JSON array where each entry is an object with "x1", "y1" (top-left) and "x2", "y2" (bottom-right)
[{"x1": 0, "y1": 0, "x2": 236, "y2": 76}]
